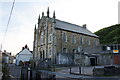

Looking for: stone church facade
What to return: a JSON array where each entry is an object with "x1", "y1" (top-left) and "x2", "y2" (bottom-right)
[{"x1": 33, "y1": 8, "x2": 100, "y2": 66}]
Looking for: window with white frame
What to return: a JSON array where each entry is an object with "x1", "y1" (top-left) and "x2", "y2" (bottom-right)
[
  {"x1": 80, "y1": 36, "x2": 83, "y2": 44},
  {"x1": 71, "y1": 34, "x2": 76, "y2": 43},
  {"x1": 62, "y1": 32, "x2": 67, "y2": 42},
  {"x1": 86, "y1": 38, "x2": 90, "y2": 45},
  {"x1": 63, "y1": 48, "x2": 67, "y2": 53},
  {"x1": 95, "y1": 40, "x2": 99, "y2": 46},
  {"x1": 49, "y1": 47, "x2": 52, "y2": 56}
]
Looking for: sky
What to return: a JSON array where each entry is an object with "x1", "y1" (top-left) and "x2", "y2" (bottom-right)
[{"x1": 0, "y1": 0, "x2": 119, "y2": 55}]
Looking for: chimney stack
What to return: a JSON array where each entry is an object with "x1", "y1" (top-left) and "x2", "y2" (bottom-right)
[
  {"x1": 22, "y1": 47, "x2": 24, "y2": 50},
  {"x1": 82, "y1": 24, "x2": 87, "y2": 29}
]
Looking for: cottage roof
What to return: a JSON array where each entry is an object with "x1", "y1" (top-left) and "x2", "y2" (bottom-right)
[{"x1": 54, "y1": 19, "x2": 98, "y2": 38}]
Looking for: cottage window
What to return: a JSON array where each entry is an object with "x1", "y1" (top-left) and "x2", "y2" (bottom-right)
[{"x1": 62, "y1": 32, "x2": 67, "y2": 42}]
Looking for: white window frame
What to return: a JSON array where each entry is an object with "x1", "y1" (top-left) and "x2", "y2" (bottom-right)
[
  {"x1": 62, "y1": 32, "x2": 67, "y2": 42},
  {"x1": 71, "y1": 34, "x2": 76, "y2": 43},
  {"x1": 80, "y1": 36, "x2": 83, "y2": 44}
]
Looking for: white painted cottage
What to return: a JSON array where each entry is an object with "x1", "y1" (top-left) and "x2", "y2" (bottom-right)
[{"x1": 15, "y1": 45, "x2": 33, "y2": 65}]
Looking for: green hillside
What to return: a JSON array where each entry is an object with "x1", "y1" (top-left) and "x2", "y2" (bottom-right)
[{"x1": 94, "y1": 24, "x2": 120, "y2": 44}]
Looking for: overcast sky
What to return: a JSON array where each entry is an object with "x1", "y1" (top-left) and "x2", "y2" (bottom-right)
[{"x1": 0, "y1": 0, "x2": 119, "y2": 55}]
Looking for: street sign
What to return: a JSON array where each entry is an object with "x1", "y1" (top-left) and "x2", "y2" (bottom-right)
[{"x1": 113, "y1": 50, "x2": 119, "y2": 53}]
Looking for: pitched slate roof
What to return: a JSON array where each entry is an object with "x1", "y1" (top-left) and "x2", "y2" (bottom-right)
[{"x1": 54, "y1": 19, "x2": 98, "y2": 38}]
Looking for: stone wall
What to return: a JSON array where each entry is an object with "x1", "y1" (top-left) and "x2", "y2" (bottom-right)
[
  {"x1": 57, "y1": 53, "x2": 74, "y2": 64},
  {"x1": 55, "y1": 29, "x2": 99, "y2": 54}
]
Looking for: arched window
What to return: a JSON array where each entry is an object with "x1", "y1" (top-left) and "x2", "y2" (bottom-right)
[
  {"x1": 43, "y1": 50, "x2": 45, "y2": 59},
  {"x1": 40, "y1": 31, "x2": 44, "y2": 45},
  {"x1": 40, "y1": 51, "x2": 42, "y2": 59}
]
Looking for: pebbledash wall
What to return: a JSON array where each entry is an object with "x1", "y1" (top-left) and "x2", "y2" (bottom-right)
[{"x1": 33, "y1": 8, "x2": 119, "y2": 66}]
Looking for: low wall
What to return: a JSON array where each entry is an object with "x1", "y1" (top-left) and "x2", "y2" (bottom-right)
[{"x1": 93, "y1": 67, "x2": 120, "y2": 76}]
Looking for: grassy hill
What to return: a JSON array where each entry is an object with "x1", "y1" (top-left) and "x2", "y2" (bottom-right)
[{"x1": 94, "y1": 24, "x2": 120, "y2": 44}]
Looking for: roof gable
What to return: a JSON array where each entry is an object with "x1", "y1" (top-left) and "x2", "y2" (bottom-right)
[{"x1": 18, "y1": 49, "x2": 32, "y2": 55}]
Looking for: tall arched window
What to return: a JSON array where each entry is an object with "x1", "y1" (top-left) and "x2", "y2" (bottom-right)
[
  {"x1": 40, "y1": 31, "x2": 44, "y2": 45},
  {"x1": 43, "y1": 50, "x2": 45, "y2": 59},
  {"x1": 40, "y1": 51, "x2": 42, "y2": 59}
]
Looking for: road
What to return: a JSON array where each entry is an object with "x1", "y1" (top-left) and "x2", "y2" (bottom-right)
[{"x1": 8, "y1": 64, "x2": 21, "y2": 80}]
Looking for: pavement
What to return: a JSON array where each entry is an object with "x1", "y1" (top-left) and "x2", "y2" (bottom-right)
[
  {"x1": 56, "y1": 66, "x2": 94, "y2": 75},
  {"x1": 55, "y1": 66, "x2": 120, "y2": 80}
]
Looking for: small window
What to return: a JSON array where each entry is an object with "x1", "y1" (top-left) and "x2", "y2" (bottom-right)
[
  {"x1": 71, "y1": 34, "x2": 76, "y2": 43},
  {"x1": 102, "y1": 46, "x2": 106, "y2": 50},
  {"x1": 114, "y1": 45, "x2": 117, "y2": 50},
  {"x1": 95, "y1": 40, "x2": 98, "y2": 46},
  {"x1": 63, "y1": 48, "x2": 67, "y2": 53},
  {"x1": 86, "y1": 38, "x2": 90, "y2": 45},
  {"x1": 107, "y1": 46, "x2": 111, "y2": 50},
  {"x1": 73, "y1": 49, "x2": 76, "y2": 53},
  {"x1": 118, "y1": 45, "x2": 120, "y2": 50},
  {"x1": 111, "y1": 45, "x2": 114, "y2": 50},
  {"x1": 80, "y1": 36, "x2": 83, "y2": 44},
  {"x1": 62, "y1": 32, "x2": 67, "y2": 42}
]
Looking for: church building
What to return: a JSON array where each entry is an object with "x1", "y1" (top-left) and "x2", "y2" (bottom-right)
[{"x1": 33, "y1": 8, "x2": 100, "y2": 66}]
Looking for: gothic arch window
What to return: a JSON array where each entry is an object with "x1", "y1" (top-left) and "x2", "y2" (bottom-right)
[
  {"x1": 40, "y1": 51, "x2": 42, "y2": 59},
  {"x1": 40, "y1": 31, "x2": 45, "y2": 45},
  {"x1": 49, "y1": 47, "x2": 52, "y2": 56},
  {"x1": 43, "y1": 50, "x2": 45, "y2": 59}
]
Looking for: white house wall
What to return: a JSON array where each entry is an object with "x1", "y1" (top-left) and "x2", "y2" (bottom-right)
[{"x1": 16, "y1": 49, "x2": 33, "y2": 65}]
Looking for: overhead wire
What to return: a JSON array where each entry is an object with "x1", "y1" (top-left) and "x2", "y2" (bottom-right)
[{"x1": 0, "y1": 0, "x2": 16, "y2": 51}]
